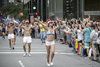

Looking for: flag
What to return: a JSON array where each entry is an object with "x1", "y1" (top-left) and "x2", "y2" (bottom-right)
[
  {"x1": 0, "y1": 17, "x2": 6, "y2": 22},
  {"x1": 63, "y1": 29, "x2": 69, "y2": 34},
  {"x1": 83, "y1": 18, "x2": 89, "y2": 22},
  {"x1": 60, "y1": 29, "x2": 63, "y2": 31},
  {"x1": 79, "y1": 46, "x2": 82, "y2": 54},
  {"x1": 55, "y1": 30, "x2": 57, "y2": 34},
  {"x1": 13, "y1": 18, "x2": 19, "y2": 25},
  {"x1": 81, "y1": 48, "x2": 84, "y2": 56},
  {"x1": 6, "y1": 17, "x2": 9, "y2": 24},
  {"x1": 75, "y1": 39, "x2": 78, "y2": 50},
  {"x1": 60, "y1": 29, "x2": 70, "y2": 34},
  {"x1": 78, "y1": 45, "x2": 80, "y2": 54}
]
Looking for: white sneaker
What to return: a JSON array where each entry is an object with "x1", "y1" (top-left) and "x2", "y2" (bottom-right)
[
  {"x1": 23, "y1": 53, "x2": 27, "y2": 57},
  {"x1": 51, "y1": 62, "x2": 53, "y2": 65},
  {"x1": 10, "y1": 47, "x2": 12, "y2": 50},
  {"x1": 47, "y1": 63, "x2": 50, "y2": 66},
  {"x1": 28, "y1": 53, "x2": 31, "y2": 57}
]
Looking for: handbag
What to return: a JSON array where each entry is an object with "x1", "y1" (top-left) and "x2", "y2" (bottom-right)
[{"x1": 97, "y1": 37, "x2": 100, "y2": 44}]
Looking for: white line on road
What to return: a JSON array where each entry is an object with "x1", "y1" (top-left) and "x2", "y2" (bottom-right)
[
  {"x1": 18, "y1": 60, "x2": 25, "y2": 67},
  {"x1": 0, "y1": 47, "x2": 66, "y2": 48},
  {"x1": 59, "y1": 53, "x2": 75, "y2": 55},
  {"x1": 0, "y1": 52, "x2": 58, "y2": 54},
  {"x1": 0, "y1": 52, "x2": 75, "y2": 55},
  {"x1": 0, "y1": 50, "x2": 65, "y2": 51}
]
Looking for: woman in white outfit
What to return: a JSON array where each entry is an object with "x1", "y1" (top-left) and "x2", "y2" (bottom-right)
[{"x1": 35, "y1": 18, "x2": 60, "y2": 66}]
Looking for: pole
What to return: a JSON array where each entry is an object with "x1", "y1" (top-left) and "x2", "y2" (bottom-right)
[
  {"x1": 77, "y1": 0, "x2": 79, "y2": 19},
  {"x1": 71, "y1": 0, "x2": 73, "y2": 19},
  {"x1": 23, "y1": 0, "x2": 24, "y2": 9}
]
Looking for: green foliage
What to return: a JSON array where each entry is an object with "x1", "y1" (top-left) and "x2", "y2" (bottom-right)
[{"x1": 0, "y1": 3, "x2": 28, "y2": 21}]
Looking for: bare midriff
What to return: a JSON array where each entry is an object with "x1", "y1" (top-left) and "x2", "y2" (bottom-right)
[
  {"x1": 8, "y1": 27, "x2": 14, "y2": 34},
  {"x1": 24, "y1": 26, "x2": 31, "y2": 37},
  {"x1": 46, "y1": 35, "x2": 55, "y2": 41}
]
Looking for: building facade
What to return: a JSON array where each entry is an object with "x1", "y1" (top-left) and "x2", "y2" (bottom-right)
[{"x1": 49, "y1": 0, "x2": 100, "y2": 21}]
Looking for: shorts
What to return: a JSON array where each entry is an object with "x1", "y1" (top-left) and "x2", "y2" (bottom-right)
[
  {"x1": 14, "y1": 32, "x2": 17, "y2": 35},
  {"x1": 85, "y1": 42, "x2": 90, "y2": 48},
  {"x1": 8, "y1": 34, "x2": 14, "y2": 39},
  {"x1": 46, "y1": 41, "x2": 55, "y2": 46},
  {"x1": 2, "y1": 31, "x2": 5, "y2": 33},
  {"x1": 23, "y1": 36, "x2": 32, "y2": 43},
  {"x1": 78, "y1": 40, "x2": 82, "y2": 43}
]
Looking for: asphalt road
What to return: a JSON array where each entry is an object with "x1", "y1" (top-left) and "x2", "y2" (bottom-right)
[{"x1": 0, "y1": 36, "x2": 100, "y2": 67}]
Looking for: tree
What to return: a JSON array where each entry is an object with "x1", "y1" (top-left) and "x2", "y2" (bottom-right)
[{"x1": 0, "y1": 3, "x2": 28, "y2": 21}]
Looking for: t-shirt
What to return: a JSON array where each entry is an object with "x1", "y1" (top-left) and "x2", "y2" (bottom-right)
[
  {"x1": 90, "y1": 30, "x2": 98, "y2": 41},
  {"x1": 77, "y1": 30, "x2": 83, "y2": 41},
  {"x1": 84, "y1": 27, "x2": 92, "y2": 42},
  {"x1": 39, "y1": 24, "x2": 45, "y2": 32}
]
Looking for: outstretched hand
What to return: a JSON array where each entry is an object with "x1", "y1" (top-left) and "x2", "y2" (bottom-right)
[{"x1": 34, "y1": 18, "x2": 39, "y2": 22}]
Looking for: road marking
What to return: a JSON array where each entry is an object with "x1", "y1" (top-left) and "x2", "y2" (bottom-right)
[
  {"x1": 0, "y1": 52, "x2": 58, "y2": 54},
  {"x1": 59, "y1": 53, "x2": 75, "y2": 55},
  {"x1": 0, "y1": 52, "x2": 75, "y2": 55},
  {"x1": 18, "y1": 60, "x2": 25, "y2": 67},
  {"x1": 0, "y1": 47, "x2": 66, "y2": 48},
  {"x1": 0, "y1": 50, "x2": 65, "y2": 51}
]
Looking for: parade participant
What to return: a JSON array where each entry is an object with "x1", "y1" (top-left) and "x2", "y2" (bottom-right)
[
  {"x1": 31, "y1": 21, "x2": 35, "y2": 38},
  {"x1": 19, "y1": 20, "x2": 36, "y2": 57},
  {"x1": 35, "y1": 22, "x2": 39, "y2": 38},
  {"x1": 2, "y1": 23, "x2": 6, "y2": 39},
  {"x1": 35, "y1": 18, "x2": 60, "y2": 66},
  {"x1": 7, "y1": 21, "x2": 15, "y2": 49},
  {"x1": 0, "y1": 24, "x2": 2, "y2": 36}
]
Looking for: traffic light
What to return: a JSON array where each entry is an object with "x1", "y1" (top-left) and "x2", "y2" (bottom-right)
[
  {"x1": 66, "y1": 0, "x2": 71, "y2": 13},
  {"x1": 32, "y1": 0, "x2": 37, "y2": 12},
  {"x1": 35, "y1": 12, "x2": 38, "y2": 18},
  {"x1": 36, "y1": 12, "x2": 38, "y2": 15}
]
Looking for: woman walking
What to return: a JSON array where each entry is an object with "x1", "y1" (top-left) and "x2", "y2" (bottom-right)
[{"x1": 35, "y1": 18, "x2": 60, "y2": 66}]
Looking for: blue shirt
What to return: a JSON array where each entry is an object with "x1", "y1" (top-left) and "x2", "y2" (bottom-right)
[{"x1": 84, "y1": 27, "x2": 92, "y2": 42}]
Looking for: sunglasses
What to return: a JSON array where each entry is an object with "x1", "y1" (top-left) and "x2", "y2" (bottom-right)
[{"x1": 26, "y1": 23, "x2": 29, "y2": 24}]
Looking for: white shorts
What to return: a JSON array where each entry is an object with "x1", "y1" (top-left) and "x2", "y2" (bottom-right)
[
  {"x1": 8, "y1": 34, "x2": 14, "y2": 39},
  {"x1": 23, "y1": 36, "x2": 32, "y2": 43},
  {"x1": 46, "y1": 41, "x2": 55, "y2": 46}
]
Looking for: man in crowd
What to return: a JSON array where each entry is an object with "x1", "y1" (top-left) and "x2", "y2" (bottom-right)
[
  {"x1": 19, "y1": 20, "x2": 36, "y2": 57},
  {"x1": 90, "y1": 25, "x2": 99, "y2": 61},
  {"x1": 83, "y1": 23, "x2": 92, "y2": 57}
]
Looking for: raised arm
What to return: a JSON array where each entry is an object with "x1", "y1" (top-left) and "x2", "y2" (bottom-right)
[
  {"x1": 34, "y1": 18, "x2": 48, "y2": 31},
  {"x1": 31, "y1": 23, "x2": 36, "y2": 28},
  {"x1": 13, "y1": 21, "x2": 16, "y2": 28},
  {"x1": 54, "y1": 21, "x2": 60, "y2": 30},
  {"x1": 19, "y1": 22, "x2": 24, "y2": 29}
]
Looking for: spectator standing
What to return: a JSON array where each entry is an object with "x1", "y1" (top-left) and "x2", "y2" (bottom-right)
[
  {"x1": 90, "y1": 25, "x2": 99, "y2": 61},
  {"x1": 83, "y1": 23, "x2": 92, "y2": 57},
  {"x1": 39, "y1": 21, "x2": 46, "y2": 45}
]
